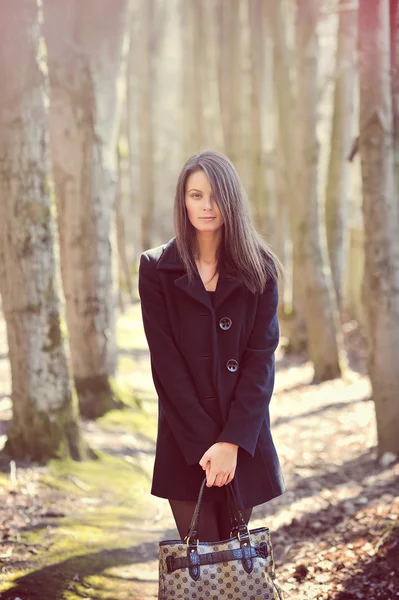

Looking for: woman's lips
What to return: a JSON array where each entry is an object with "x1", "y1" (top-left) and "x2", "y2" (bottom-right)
[{"x1": 199, "y1": 217, "x2": 215, "y2": 220}]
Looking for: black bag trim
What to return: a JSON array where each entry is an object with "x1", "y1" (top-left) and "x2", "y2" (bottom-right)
[
  {"x1": 159, "y1": 526, "x2": 270, "y2": 546},
  {"x1": 166, "y1": 541, "x2": 268, "y2": 573}
]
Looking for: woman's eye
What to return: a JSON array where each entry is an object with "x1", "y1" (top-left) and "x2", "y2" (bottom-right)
[{"x1": 189, "y1": 193, "x2": 216, "y2": 201}]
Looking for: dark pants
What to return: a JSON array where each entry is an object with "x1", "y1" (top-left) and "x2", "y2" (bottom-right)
[{"x1": 168, "y1": 487, "x2": 253, "y2": 542}]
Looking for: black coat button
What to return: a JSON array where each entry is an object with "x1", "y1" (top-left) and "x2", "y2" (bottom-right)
[
  {"x1": 226, "y1": 359, "x2": 239, "y2": 373},
  {"x1": 219, "y1": 317, "x2": 232, "y2": 331}
]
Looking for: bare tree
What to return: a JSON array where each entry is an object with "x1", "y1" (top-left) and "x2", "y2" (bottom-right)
[
  {"x1": 0, "y1": 0, "x2": 85, "y2": 460},
  {"x1": 137, "y1": 0, "x2": 156, "y2": 251},
  {"x1": 43, "y1": 0, "x2": 128, "y2": 418},
  {"x1": 126, "y1": 1, "x2": 144, "y2": 263},
  {"x1": 181, "y1": 0, "x2": 206, "y2": 155},
  {"x1": 248, "y1": 0, "x2": 275, "y2": 238},
  {"x1": 116, "y1": 142, "x2": 134, "y2": 311},
  {"x1": 201, "y1": 0, "x2": 225, "y2": 150},
  {"x1": 268, "y1": 0, "x2": 308, "y2": 352},
  {"x1": 391, "y1": 0, "x2": 399, "y2": 192},
  {"x1": 296, "y1": 0, "x2": 345, "y2": 381},
  {"x1": 325, "y1": 0, "x2": 357, "y2": 309},
  {"x1": 358, "y1": 0, "x2": 399, "y2": 455},
  {"x1": 217, "y1": 0, "x2": 243, "y2": 167}
]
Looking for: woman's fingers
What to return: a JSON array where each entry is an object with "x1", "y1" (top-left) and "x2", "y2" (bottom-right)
[
  {"x1": 202, "y1": 443, "x2": 238, "y2": 487},
  {"x1": 206, "y1": 462, "x2": 215, "y2": 487},
  {"x1": 214, "y1": 473, "x2": 224, "y2": 487},
  {"x1": 206, "y1": 468, "x2": 227, "y2": 487},
  {"x1": 225, "y1": 471, "x2": 234, "y2": 485},
  {"x1": 199, "y1": 452, "x2": 211, "y2": 470},
  {"x1": 206, "y1": 466, "x2": 236, "y2": 487},
  {"x1": 214, "y1": 472, "x2": 231, "y2": 487}
]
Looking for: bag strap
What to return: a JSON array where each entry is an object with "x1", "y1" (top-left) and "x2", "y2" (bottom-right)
[
  {"x1": 184, "y1": 476, "x2": 253, "y2": 580},
  {"x1": 226, "y1": 481, "x2": 249, "y2": 539},
  {"x1": 185, "y1": 475, "x2": 250, "y2": 545},
  {"x1": 184, "y1": 477, "x2": 207, "y2": 543}
]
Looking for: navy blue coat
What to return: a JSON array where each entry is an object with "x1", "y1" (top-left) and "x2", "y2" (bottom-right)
[{"x1": 138, "y1": 237, "x2": 285, "y2": 509}]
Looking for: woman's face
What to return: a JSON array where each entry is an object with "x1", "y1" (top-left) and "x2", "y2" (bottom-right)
[{"x1": 184, "y1": 170, "x2": 224, "y2": 233}]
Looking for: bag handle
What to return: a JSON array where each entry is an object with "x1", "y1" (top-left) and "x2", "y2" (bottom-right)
[
  {"x1": 184, "y1": 476, "x2": 253, "y2": 581},
  {"x1": 185, "y1": 475, "x2": 250, "y2": 545},
  {"x1": 226, "y1": 479, "x2": 252, "y2": 539}
]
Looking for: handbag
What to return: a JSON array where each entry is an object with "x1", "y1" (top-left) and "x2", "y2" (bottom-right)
[{"x1": 158, "y1": 475, "x2": 286, "y2": 599}]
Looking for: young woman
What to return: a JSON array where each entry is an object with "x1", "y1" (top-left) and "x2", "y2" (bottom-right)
[{"x1": 138, "y1": 150, "x2": 285, "y2": 543}]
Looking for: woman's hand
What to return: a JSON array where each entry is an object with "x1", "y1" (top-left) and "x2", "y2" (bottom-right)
[{"x1": 199, "y1": 442, "x2": 238, "y2": 487}]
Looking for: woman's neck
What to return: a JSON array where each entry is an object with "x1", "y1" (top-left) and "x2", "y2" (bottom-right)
[{"x1": 195, "y1": 230, "x2": 223, "y2": 265}]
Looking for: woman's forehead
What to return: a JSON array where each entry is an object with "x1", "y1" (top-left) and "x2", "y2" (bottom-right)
[{"x1": 186, "y1": 170, "x2": 212, "y2": 191}]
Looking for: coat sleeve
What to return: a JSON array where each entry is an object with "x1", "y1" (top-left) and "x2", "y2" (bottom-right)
[
  {"x1": 216, "y1": 275, "x2": 279, "y2": 457},
  {"x1": 138, "y1": 251, "x2": 221, "y2": 466}
]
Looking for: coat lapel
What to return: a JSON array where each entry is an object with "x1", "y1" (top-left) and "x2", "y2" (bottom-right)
[
  {"x1": 174, "y1": 273, "x2": 213, "y2": 311},
  {"x1": 213, "y1": 264, "x2": 243, "y2": 311},
  {"x1": 157, "y1": 237, "x2": 243, "y2": 310}
]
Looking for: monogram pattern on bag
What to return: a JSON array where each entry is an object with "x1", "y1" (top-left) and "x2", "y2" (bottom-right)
[{"x1": 158, "y1": 528, "x2": 285, "y2": 600}]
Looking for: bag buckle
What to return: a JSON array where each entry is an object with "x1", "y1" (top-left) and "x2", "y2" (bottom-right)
[
  {"x1": 184, "y1": 535, "x2": 199, "y2": 548},
  {"x1": 237, "y1": 530, "x2": 251, "y2": 545}
]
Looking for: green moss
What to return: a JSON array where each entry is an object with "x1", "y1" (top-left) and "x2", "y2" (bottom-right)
[
  {"x1": 98, "y1": 407, "x2": 157, "y2": 442},
  {"x1": 0, "y1": 472, "x2": 10, "y2": 490},
  {"x1": 49, "y1": 452, "x2": 148, "y2": 496},
  {"x1": 46, "y1": 453, "x2": 152, "y2": 511},
  {"x1": 0, "y1": 309, "x2": 160, "y2": 599},
  {"x1": 40, "y1": 473, "x2": 81, "y2": 495},
  {"x1": 59, "y1": 314, "x2": 69, "y2": 340},
  {"x1": 0, "y1": 448, "x2": 158, "y2": 598},
  {"x1": 117, "y1": 138, "x2": 129, "y2": 159},
  {"x1": 109, "y1": 377, "x2": 142, "y2": 410}
]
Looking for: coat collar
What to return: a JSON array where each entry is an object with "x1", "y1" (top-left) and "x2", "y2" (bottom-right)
[{"x1": 156, "y1": 237, "x2": 243, "y2": 311}]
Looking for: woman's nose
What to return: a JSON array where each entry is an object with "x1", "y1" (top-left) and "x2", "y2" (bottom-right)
[{"x1": 202, "y1": 196, "x2": 212, "y2": 209}]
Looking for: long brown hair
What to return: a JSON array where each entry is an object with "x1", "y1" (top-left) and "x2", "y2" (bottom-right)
[{"x1": 174, "y1": 150, "x2": 283, "y2": 294}]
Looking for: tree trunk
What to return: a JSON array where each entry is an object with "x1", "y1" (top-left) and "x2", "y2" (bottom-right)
[
  {"x1": 126, "y1": 1, "x2": 144, "y2": 263},
  {"x1": 391, "y1": 0, "x2": 399, "y2": 194},
  {"x1": 218, "y1": 0, "x2": 242, "y2": 165},
  {"x1": 43, "y1": 0, "x2": 128, "y2": 419},
  {"x1": 202, "y1": 0, "x2": 225, "y2": 150},
  {"x1": 296, "y1": 0, "x2": 345, "y2": 382},
  {"x1": 0, "y1": 0, "x2": 86, "y2": 461},
  {"x1": 116, "y1": 143, "x2": 134, "y2": 310},
  {"x1": 181, "y1": 0, "x2": 207, "y2": 156},
  {"x1": 358, "y1": 0, "x2": 399, "y2": 456},
  {"x1": 260, "y1": 7, "x2": 279, "y2": 248},
  {"x1": 185, "y1": 0, "x2": 224, "y2": 151},
  {"x1": 189, "y1": 0, "x2": 206, "y2": 150},
  {"x1": 138, "y1": 0, "x2": 156, "y2": 251},
  {"x1": 275, "y1": 174, "x2": 289, "y2": 322},
  {"x1": 248, "y1": 0, "x2": 267, "y2": 236},
  {"x1": 268, "y1": 0, "x2": 308, "y2": 352},
  {"x1": 325, "y1": 0, "x2": 357, "y2": 309}
]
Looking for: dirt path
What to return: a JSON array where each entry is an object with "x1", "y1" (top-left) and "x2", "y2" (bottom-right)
[{"x1": 0, "y1": 308, "x2": 398, "y2": 599}]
